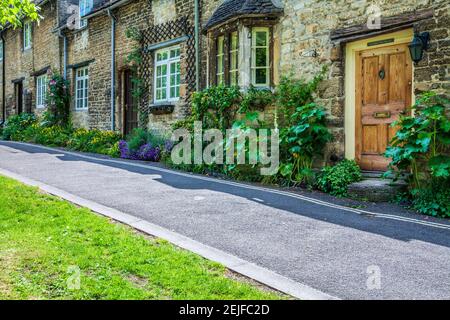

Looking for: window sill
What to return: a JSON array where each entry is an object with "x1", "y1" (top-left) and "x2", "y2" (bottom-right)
[
  {"x1": 149, "y1": 103, "x2": 175, "y2": 115},
  {"x1": 74, "y1": 108, "x2": 89, "y2": 112}
]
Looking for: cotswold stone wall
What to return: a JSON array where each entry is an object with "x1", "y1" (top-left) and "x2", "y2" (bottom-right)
[
  {"x1": 200, "y1": 0, "x2": 449, "y2": 162},
  {"x1": 66, "y1": 0, "x2": 194, "y2": 132},
  {"x1": 142, "y1": 0, "x2": 196, "y2": 132},
  {"x1": 1, "y1": 0, "x2": 60, "y2": 119},
  {"x1": 278, "y1": 0, "x2": 449, "y2": 160},
  {"x1": 65, "y1": 1, "x2": 153, "y2": 130}
]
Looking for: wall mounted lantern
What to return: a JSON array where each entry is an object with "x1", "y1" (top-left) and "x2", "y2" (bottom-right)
[{"x1": 408, "y1": 32, "x2": 430, "y2": 63}]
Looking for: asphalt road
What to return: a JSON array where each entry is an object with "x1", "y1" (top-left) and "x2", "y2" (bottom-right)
[{"x1": 1, "y1": 141, "x2": 450, "y2": 300}]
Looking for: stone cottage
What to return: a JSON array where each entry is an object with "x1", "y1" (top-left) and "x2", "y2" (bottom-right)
[{"x1": 1, "y1": 0, "x2": 449, "y2": 171}]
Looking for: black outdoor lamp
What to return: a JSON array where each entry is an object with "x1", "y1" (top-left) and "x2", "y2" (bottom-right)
[{"x1": 408, "y1": 32, "x2": 430, "y2": 63}]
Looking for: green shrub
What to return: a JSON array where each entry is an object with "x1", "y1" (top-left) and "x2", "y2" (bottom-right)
[
  {"x1": 1, "y1": 113, "x2": 37, "y2": 140},
  {"x1": 276, "y1": 67, "x2": 326, "y2": 127},
  {"x1": 316, "y1": 160, "x2": 362, "y2": 197},
  {"x1": 67, "y1": 128, "x2": 121, "y2": 154},
  {"x1": 125, "y1": 127, "x2": 166, "y2": 152},
  {"x1": 191, "y1": 85, "x2": 242, "y2": 131},
  {"x1": 279, "y1": 103, "x2": 332, "y2": 185},
  {"x1": 385, "y1": 92, "x2": 450, "y2": 217},
  {"x1": 46, "y1": 71, "x2": 71, "y2": 126},
  {"x1": 385, "y1": 92, "x2": 450, "y2": 188},
  {"x1": 410, "y1": 183, "x2": 450, "y2": 217},
  {"x1": 107, "y1": 141, "x2": 121, "y2": 158},
  {"x1": 34, "y1": 125, "x2": 71, "y2": 147}
]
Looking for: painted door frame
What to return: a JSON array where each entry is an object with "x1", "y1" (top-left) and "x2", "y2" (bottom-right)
[{"x1": 344, "y1": 28, "x2": 414, "y2": 164}]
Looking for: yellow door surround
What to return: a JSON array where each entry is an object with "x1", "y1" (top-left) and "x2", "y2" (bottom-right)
[{"x1": 344, "y1": 28, "x2": 414, "y2": 160}]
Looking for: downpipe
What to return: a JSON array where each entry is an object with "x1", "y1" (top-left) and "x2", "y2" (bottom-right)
[
  {"x1": 1, "y1": 31, "x2": 5, "y2": 126},
  {"x1": 108, "y1": 9, "x2": 117, "y2": 132}
]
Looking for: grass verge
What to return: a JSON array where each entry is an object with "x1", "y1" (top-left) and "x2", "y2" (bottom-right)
[{"x1": 0, "y1": 175, "x2": 281, "y2": 300}]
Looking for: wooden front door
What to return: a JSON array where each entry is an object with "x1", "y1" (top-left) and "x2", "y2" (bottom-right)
[
  {"x1": 15, "y1": 82, "x2": 23, "y2": 114},
  {"x1": 123, "y1": 70, "x2": 138, "y2": 136},
  {"x1": 355, "y1": 44, "x2": 412, "y2": 171}
]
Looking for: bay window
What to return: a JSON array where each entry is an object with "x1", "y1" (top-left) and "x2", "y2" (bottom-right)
[
  {"x1": 216, "y1": 36, "x2": 225, "y2": 85},
  {"x1": 229, "y1": 32, "x2": 239, "y2": 86},
  {"x1": 251, "y1": 27, "x2": 270, "y2": 87}
]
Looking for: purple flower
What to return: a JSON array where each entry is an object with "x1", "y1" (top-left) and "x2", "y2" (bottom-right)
[
  {"x1": 49, "y1": 80, "x2": 57, "y2": 86},
  {"x1": 164, "y1": 140, "x2": 174, "y2": 153},
  {"x1": 138, "y1": 143, "x2": 161, "y2": 162},
  {"x1": 119, "y1": 140, "x2": 161, "y2": 162},
  {"x1": 118, "y1": 140, "x2": 130, "y2": 159}
]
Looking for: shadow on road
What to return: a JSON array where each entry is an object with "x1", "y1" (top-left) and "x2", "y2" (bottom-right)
[{"x1": 2, "y1": 141, "x2": 450, "y2": 249}]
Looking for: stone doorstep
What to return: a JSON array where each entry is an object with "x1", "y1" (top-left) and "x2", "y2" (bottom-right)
[{"x1": 348, "y1": 178, "x2": 408, "y2": 203}]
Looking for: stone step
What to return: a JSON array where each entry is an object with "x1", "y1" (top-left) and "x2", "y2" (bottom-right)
[
  {"x1": 348, "y1": 178, "x2": 408, "y2": 202},
  {"x1": 361, "y1": 170, "x2": 409, "y2": 181}
]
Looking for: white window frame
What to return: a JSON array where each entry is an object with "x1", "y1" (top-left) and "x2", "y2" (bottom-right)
[
  {"x1": 216, "y1": 36, "x2": 225, "y2": 85},
  {"x1": 23, "y1": 21, "x2": 32, "y2": 50},
  {"x1": 36, "y1": 74, "x2": 47, "y2": 109},
  {"x1": 0, "y1": 40, "x2": 3, "y2": 61},
  {"x1": 229, "y1": 32, "x2": 239, "y2": 86},
  {"x1": 153, "y1": 45, "x2": 181, "y2": 103},
  {"x1": 79, "y1": 0, "x2": 92, "y2": 29},
  {"x1": 251, "y1": 27, "x2": 270, "y2": 87},
  {"x1": 75, "y1": 67, "x2": 89, "y2": 110}
]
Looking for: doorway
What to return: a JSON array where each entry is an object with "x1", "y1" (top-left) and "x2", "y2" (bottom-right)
[
  {"x1": 355, "y1": 43, "x2": 412, "y2": 171},
  {"x1": 123, "y1": 70, "x2": 138, "y2": 136},
  {"x1": 14, "y1": 81, "x2": 23, "y2": 114}
]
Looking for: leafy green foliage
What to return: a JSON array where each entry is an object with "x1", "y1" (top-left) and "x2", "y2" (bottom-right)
[
  {"x1": 239, "y1": 86, "x2": 275, "y2": 113},
  {"x1": 386, "y1": 92, "x2": 450, "y2": 186},
  {"x1": 67, "y1": 128, "x2": 122, "y2": 155},
  {"x1": 45, "y1": 71, "x2": 71, "y2": 126},
  {"x1": 191, "y1": 86, "x2": 242, "y2": 131},
  {"x1": 279, "y1": 103, "x2": 332, "y2": 185},
  {"x1": 1, "y1": 113, "x2": 37, "y2": 140},
  {"x1": 1, "y1": 115, "x2": 122, "y2": 156},
  {"x1": 124, "y1": 27, "x2": 144, "y2": 101},
  {"x1": 410, "y1": 183, "x2": 450, "y2": 218},
  {"x1": 125, "y1": 128, "x2": 167, "y2": 152},
  {"x1": 0, "y1": 176, "x2": 280, "y2": 299},
  {"x1": 0, "y1": 0, "x2": 40, "y2": 28},
  {"x1": 276, "y1": 67, "x2": 326, "y2": 127},
  {"x1": 169, "y1": 70, "x2": 332, "y2": 187},
  {"x1": 385, "y1": 92, "x2": 450, "y2": 217},
  {"x1": 316, "y1": 160, "x2": 362, "y2": 197}
]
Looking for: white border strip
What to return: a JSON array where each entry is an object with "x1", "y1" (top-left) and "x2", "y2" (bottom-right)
[
  {"x1": 3, "y1": 141, "x2": 450, "y2": 231},
  {"x1": 0, "y1": 167, "x2": 339, "y2": 300}
]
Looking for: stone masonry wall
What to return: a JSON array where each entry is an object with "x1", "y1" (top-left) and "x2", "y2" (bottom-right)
[
  {"x1": 201, "y1": 0, "x2": 449, "y2": 162},
  {"x1": 1, "y1": 1, "x2": 60, "y2": 119}
]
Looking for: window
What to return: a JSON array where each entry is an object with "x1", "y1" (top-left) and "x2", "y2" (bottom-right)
[
  {"x1": 216, "y1": 36, "x2": 225, "y2": 85},
  {"x1": 213, "y1": 31, "x2": 239, "y2": 86},
  {"x1": 154, "y1": 46, "x2": 181, "y2": 103},
  {"x1": 75, "y1": 67, "x2": 89, "y2": 110},
  {"x1": 251, "y1": 27, "x2": 270, "y2": 87},
  {"x1": 23, "y1": 21, "x2": 32, "y2": 50},
  {"x1": 0, "y1": 40, "x2": 3, "y2": 61},
  {"x1": 36, "y1": 75, "x2": 47, "y2": 108},
  {"x1": 229, "y1": 32, "x2": 239, "y2": 86},
  {"x1": 79, "y1": 0, "x2": 93, "y2": 28}
]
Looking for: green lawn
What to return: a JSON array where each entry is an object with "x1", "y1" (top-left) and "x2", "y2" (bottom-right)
[{"x1": 0, "y1": 175, "x2": 280, "y2": 300}]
